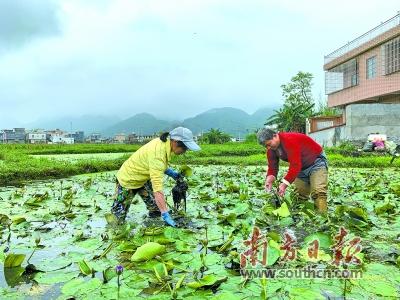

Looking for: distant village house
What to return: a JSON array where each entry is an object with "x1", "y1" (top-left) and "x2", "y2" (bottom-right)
[
  {"x1": 27, "y1": 131, "x2": 47, "y2": 144},
  {"x1": 113, "y1": 133, "x2": 127, "y2": 144},
  {"x1": 0, "y1": 128, "x2": 26, "y2": 143}
]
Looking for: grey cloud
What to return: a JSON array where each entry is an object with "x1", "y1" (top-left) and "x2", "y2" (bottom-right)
[{"x1": 0, "y1": 0, "x2": 60, "y2": 50}]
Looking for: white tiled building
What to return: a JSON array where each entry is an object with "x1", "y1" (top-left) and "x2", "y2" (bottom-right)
[{"x1": 27, "y1": 132, "x2": 47, "y2": 144}]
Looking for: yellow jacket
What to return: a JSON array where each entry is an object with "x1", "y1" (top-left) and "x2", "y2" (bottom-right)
[{"x1": 116, "y1": 138, "x2": 172, "y2": 192}]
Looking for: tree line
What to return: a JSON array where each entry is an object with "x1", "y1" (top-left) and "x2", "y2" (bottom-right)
[{"x1": 198, "y1": 71, "x2": 339, "y2": 144}]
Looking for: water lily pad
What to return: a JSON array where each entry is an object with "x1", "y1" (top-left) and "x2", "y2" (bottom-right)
[
  {"x1": 78, "y1": 259, "x2": 92, "y2": 276},
  {"x1": 61, "y1": 277, "x2": 102, "y2": 297},
  {"x1": 212, "y1": 291, "x2": 242, "y2": 300},
  {"x1": 180, "y1": 165, "x2": 193, "y2": 177},
  {"x1": 191, "y1": 253, "x2": 223, "y2": 271},
  {"x1": 297, "y1": 248, "x2": 331, "y2": 262},
  {"x1": 266, "y1": 244, "x2": 281, "y2": 266},
  {"x1": 75, "y1": 238, "x2": 102, "y2": 251},
  {"x1": 358, "y1": 280, "x2": 398, "y2": 297},
  {"x1": 288, "y1": 287, "x2": 324, "y2": 299},
  {"x1": 303, "y1": 233, "x2": 332, "y2": 250},
  {"x1": 164, "y1": 227, "x2": 196, "y2": 243},
  {"x1": 390, "y1": 182, "x2": 400, "y2": 196},
  {"x1": 347, "y1": 207, "x2": 368, "y2": 222},
  {"x1": 34, "y1": 270, "x2": 77, "y2": 285},
  {"x1": 122, "y1": 271, "x2": 150, "y2": 290},
  {"x1": 4, "y1": 254, "x2": 25, "y2": 268},
  {"x1": 104, "y1": 212, "x2": 118, "y2": 225},
  {"x1": 0, "y1": 214, "x2": 11, "y2": 225},
  {"x1": 272, "y1": 203, "x2": 290, "y2": 218},
  {"x1": 98, "y1": 284, "x2": 143, "y2": 299},
  {"x1": 24, "y1": 197, "x2": 44, "y2": 207},
  {"x1": 3, "y1": 266, "x2": 25, "y2": 287},
  {"x1": 175, "y1": 240, "x2": 192, "y2": 253},
  {"x1": 187, "y1": 274, "x2": 227, "y2": 289},
  {"x1": 131, "y1": 242, "x2": 166, "y2": 262},
  {"x1": 374, "y1": 201, "x2": 395, "y2": 215},
  {"x1": 11, "y1": 216, "x2": 26, "y2": 225},
  {"x1": 102, "y1": 266, "x2": 116, "y2": 283},
  {"x1": 3, "y1": 164, "x2": 400, "y2": 299},
  {"x1": 218, "y1": 212, "x2": 237, "y2": 226},
  {"x1": 172, "y1": 253, "x2": 194, "y2": 263},
  {"x1": 143, "y1": 226, "x2": 165, "y2": 236}
]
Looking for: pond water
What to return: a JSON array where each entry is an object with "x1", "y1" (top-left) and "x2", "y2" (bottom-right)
[{"x1": 0, "y1": 166, "x2": 399, "y2": 299}]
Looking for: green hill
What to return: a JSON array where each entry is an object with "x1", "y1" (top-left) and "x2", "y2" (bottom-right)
[
  {"x1": 102, "y1": 113, "x2": 172, "y2": 136},
  {"x1": 182, "y1": 107, "x2": 248, "y2": 135},
  {"x1": 102, "y1": 107, "x2": 276, "y2": 137}
]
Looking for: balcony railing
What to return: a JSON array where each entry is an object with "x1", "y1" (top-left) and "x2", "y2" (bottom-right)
[{"x1": 325, "y1": 13, "x2": 400, "y2": 64}]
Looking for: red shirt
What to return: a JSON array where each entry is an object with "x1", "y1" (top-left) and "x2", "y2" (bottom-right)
[{"x1": 266, "y1": 132, "x2": 323, "y2": 184}]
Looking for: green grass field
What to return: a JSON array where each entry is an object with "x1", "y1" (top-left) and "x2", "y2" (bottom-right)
[{"x1": 0, "y1": 143, "x2": 398, "y2": 185}]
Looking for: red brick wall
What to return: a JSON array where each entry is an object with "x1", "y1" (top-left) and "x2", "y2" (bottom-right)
[{"x1": 327, "y1": 42, "x2": 400, "y2": 107}]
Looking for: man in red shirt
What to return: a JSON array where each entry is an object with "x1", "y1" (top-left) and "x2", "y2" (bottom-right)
[{"x1": 257, "y1": 128, "x2": 328, "y2": 213}]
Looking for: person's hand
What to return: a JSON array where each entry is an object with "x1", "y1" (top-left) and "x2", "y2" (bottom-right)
[
  {"x1": 164, "y1": 168, "x2": 180, "y2": 180},
  {"x1": 161, "y1": 211, "x2": 176, "y2": 227},
  {"x1": 265, "y1": 175, "x2": 276, "y2": 192},
  {"x1": 278, "y1": 182, "x2": 288, "y2": 197}
]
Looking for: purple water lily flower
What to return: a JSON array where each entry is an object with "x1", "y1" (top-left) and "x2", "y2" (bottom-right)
[{"x1": 115, "y1": 265, "x2": 124, "y2": 275}]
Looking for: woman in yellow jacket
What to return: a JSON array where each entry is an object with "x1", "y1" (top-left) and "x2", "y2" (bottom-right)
[{"x1": 111, "y1": 127, "x2": 200, "y2": 226}]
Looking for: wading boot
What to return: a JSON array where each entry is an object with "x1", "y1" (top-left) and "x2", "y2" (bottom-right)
[{"x1": 314, "y1": 198, "x2": 327, "y2": 215}]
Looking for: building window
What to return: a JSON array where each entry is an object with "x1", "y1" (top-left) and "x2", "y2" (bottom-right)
[
  {"x1": 325, "y1": 58, "x2": 359, "y2": 94},
  {"x1": 351, "y1": 73, "x2": 358, "y2": 85},
  {"x1": 382, "y1": 36, "x2": 400, "y2": 75},
  {"x1": 366, "y1": 56, "x2": 376, "y2": 79}
]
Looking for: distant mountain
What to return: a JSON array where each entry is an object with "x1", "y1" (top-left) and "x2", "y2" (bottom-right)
[
  {"x1": 248, "y1": 106, "x2": 277, "y2": 130},
  {"x1": 28, "y1": 107, "x2": 277, "y2": 137},
  {"x1": 102, "y1": 113, "x2": 173, "y2": 136},
  {"x1": 182, "y1": 106, "x2": 276, "y2": 135},
  {"x1": 101, "y1": 107, "x2": 276, "y2": 137},
  {"x1": 182, "y1": 107, "x2": 251, "y2": 135},
  {"x1": 26, "y1": 115, "x2": 121, "y2": 134}
]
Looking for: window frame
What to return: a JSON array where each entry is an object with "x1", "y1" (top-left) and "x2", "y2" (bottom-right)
[{"x1": 366, "y1": 55, "x2": 377, "y2": 79}]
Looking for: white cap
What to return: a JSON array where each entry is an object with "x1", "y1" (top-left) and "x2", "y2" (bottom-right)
[{"x1": 169, "y1": 127, "x2": 201, "y2": 151}]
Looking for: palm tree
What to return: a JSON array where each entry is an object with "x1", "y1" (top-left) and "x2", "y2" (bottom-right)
[
  {"x1": 199, "y1": 128, "x2": 231, "y2": 144},
  {"x1": 265, "y1": 102, "x2": 314, "y2": 133}
]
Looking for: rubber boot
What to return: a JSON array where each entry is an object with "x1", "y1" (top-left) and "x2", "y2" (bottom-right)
[{"x1": 314, "y1": 198, "x2": 327, "y2": 214}]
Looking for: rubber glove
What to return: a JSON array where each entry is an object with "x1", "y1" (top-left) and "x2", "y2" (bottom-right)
[
  {"x1": 164, "y1": 168, "x2": 180, "y2": 180},
  {"x1": 161, "y1": 211, "x2": 176, "y2": 227}
]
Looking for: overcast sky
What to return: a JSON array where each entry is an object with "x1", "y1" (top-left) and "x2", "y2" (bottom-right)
[{"x1": 0, "y1": 0, "x2": 399, "y2": 128}]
